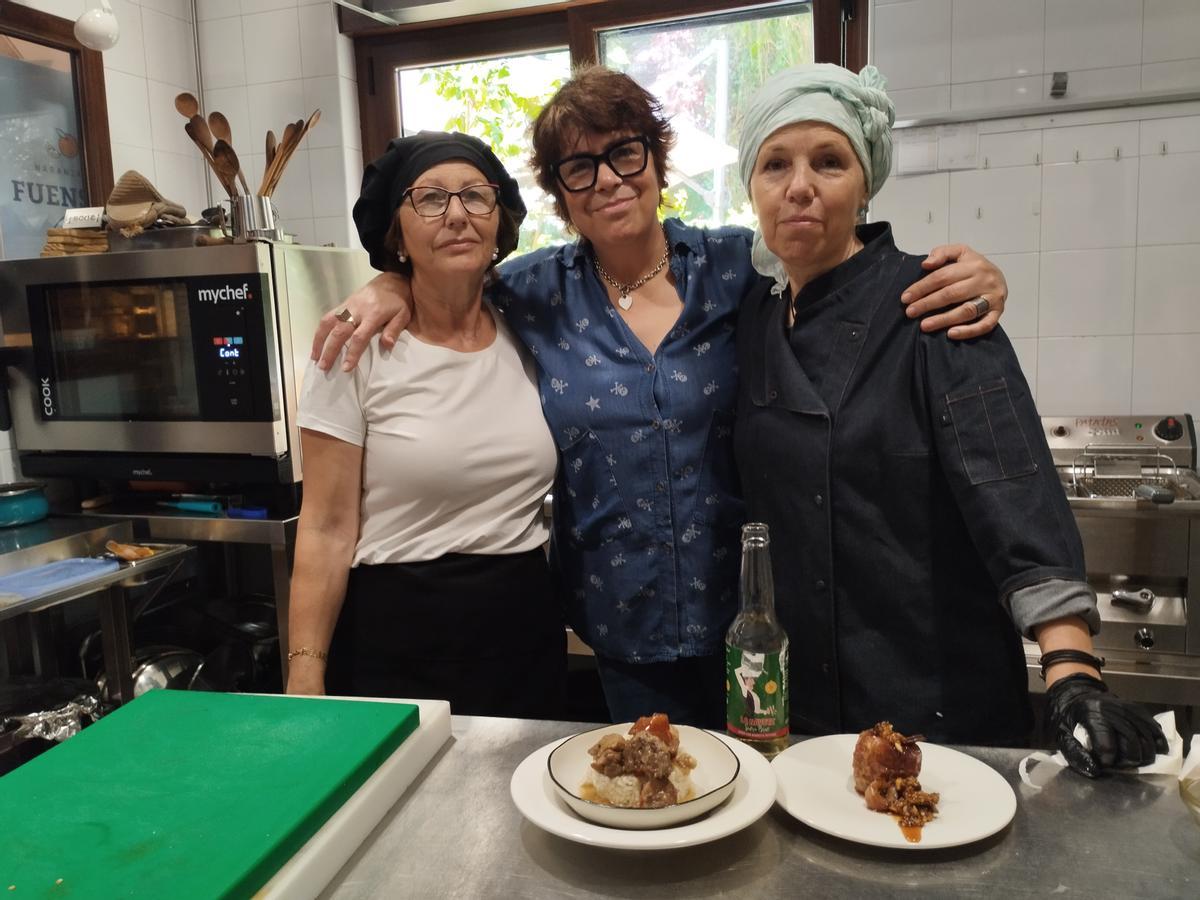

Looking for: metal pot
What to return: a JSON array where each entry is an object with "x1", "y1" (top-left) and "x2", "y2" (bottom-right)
[
  {"x1": 0, "y1": 482, "x2": 49, "y2": 528},
  {"x1": 96, "y1": 645, "x2": 208, "y2": 701}
]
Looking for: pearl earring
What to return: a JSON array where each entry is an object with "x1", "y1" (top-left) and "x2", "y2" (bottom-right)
[
  {"x1": 491, "y1": 247, "x2": 499, "y2": 261},
  {"x1": 397, "y1": 249, "x2": 407, "y2": 262}
]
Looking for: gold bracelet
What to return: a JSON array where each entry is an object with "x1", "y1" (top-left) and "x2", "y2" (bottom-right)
[{"x1": 287, "y1": 646, "x2": 328, "y2": 662}]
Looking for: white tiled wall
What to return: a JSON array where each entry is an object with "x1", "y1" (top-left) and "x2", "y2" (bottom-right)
[
  {"x1": 873, "y1": 0, "x2": 1200, "y2": 119},
  {"x1": 195, "y1": 0, "x2": 363, "y2": 248},
  {"x1": 871, "y1": 1, "x2": 1200, "y2": 420},
  {"x1": 872, "y1": 102, "x2": 1200, "y2": 417}
]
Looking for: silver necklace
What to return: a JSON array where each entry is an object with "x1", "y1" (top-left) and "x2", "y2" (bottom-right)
[{"x1": 593, "y1": 231, "x2": 670, "y2": 311}]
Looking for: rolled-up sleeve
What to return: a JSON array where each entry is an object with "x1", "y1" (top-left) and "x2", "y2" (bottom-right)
[
  {"x1": 1006, "y1": 577, "x2": 1101, "y2": 638},
  {"x1": 921, "y1": 327, "x2": 1098, "y2": 632}
]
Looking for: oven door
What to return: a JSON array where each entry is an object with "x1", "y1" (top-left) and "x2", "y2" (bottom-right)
[{"x1": 3, "y1": 246, "x2": 287, "y2": 459}]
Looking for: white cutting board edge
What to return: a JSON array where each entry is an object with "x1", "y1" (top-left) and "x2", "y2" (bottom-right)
[{"x1": 254, "y1": 696, "x2": 452, "y2": 900}]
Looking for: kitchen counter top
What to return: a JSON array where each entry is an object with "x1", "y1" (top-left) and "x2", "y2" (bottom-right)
[{"x1": 323, "y1": 716, "x2": 1198, "y2": 899}]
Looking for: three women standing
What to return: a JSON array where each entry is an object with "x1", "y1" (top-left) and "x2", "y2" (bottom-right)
[{"x1": 311, "y1": 67, "x2": 1010, "y2": 728}]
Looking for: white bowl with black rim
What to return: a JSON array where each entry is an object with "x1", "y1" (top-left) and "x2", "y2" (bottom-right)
[{"x1": 546, "y1": 723, "x2": 741, "y2": 829}]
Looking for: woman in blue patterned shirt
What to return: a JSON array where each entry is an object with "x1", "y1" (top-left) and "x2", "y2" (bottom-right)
[{"x1": 313, "y1": 66, "x2": 1009, "y2": 728}]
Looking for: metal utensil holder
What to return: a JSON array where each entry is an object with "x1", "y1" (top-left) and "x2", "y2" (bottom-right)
[{"x1": 228, "y1": 194, "x2": 282, "y2": 242}]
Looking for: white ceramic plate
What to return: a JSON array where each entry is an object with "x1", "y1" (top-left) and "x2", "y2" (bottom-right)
[
  {"x1": 546, "y1": 723, "x2": 740, "y2": 829},
  {"x1": 511, "y1": 731, "x2": 776, "y2": 850},
  {"x1": 772, "y1": 734, "x2": 1016, "y2": 849}
]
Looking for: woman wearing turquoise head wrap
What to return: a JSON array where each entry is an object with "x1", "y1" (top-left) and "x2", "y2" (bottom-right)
[{"x1": 734, "y1": 65, "x2": 1165, "y2": 774}]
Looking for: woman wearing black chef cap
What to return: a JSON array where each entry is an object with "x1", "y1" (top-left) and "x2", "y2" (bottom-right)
[{"x1": 286, "y1": 132, "x2": 566, "y2": 718}]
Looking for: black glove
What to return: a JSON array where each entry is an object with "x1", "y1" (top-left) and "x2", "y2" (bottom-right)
[{"x1": 1046, "y1": 672, "x2": 1168, "y2": 778}]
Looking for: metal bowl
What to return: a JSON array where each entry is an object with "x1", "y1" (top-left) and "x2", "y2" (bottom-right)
[{"x1": 96, "y1": 645, "x2": 205, "y2": 701}]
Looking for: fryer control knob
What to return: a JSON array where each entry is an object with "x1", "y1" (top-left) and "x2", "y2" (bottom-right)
[
  {"x1": 1154, "y1": 416, "x2": 1184, "y2": 441},
  {"x1": 1134, "y1": 627, "x2": 1155, "y2": 650}
]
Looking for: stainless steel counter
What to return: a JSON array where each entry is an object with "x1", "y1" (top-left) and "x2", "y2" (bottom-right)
[{"x1": 323, "y1": 717, "x2": 1198, "y2": 899}]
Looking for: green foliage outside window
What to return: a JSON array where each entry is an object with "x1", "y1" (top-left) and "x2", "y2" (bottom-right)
[
  {"x1": 409, "y1": 6, "x2": 812, "y2": 255},
  {"x1": 419, "y1": 57, "x2": 568, "y2": 255}
]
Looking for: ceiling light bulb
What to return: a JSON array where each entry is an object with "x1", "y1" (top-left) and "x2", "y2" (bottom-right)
[{"x1": 74, "y1": 0, "x2": 120, "y2": 52}]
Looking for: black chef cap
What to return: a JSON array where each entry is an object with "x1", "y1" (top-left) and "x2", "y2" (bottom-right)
[{"x1": 352, "y1": 131, "x2": 527, "y2": 271}]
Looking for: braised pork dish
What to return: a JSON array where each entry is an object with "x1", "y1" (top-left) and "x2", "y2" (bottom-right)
[
  {"x1": 582, "y1": 713, "x2": 698, "y2": 809},
  {"x1": 853, "y1": 722, "x2": 939, "y2": 836}
]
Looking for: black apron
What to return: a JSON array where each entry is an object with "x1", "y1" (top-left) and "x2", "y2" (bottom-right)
[{"x1": 325, "y1": 549, "x2": 566, "y2": 719}]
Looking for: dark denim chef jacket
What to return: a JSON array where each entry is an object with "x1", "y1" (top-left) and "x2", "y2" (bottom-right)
[
  {"x1": 734, "y1": 223, "x2": 1098, "y2": 744},
  {"x1": 491, "y1": 218, "x2": 755, "y2": 663}
]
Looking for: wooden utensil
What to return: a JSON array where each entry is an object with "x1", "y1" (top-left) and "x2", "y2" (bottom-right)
[
  {"x1": 260, "y1": 120, "x2": 298, "y2": 196},
  {"x1": 189, "y1": 114, "x2": 215, "y2": 152},
  {"x1": 208, "y1": 111, "x2": 250, "y2": 194},
  {"x1": 266, "y1": 130, "x2": 277, "y2": 169},
  {"x1": 211, "y1": 140, "x2": 244, "y2": 197},
  {"x1": 263, "y1": 112, "x2": 319, "y2": 197},
  {"x1": 174, "y1": 91, "x2": 199, "y2": 119},
  {"x1": 185, "y1": 120, "x2": 234, "y2": 198}
]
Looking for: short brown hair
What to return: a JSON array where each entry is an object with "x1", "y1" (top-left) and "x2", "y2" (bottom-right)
[{"x1": 531, "y1": 65, "x2": 676, "y2": 225}]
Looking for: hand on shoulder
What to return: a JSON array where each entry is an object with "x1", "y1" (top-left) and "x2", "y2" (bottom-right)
[{"x1": 901, "y1": 244, "x2": 1008, "y2": 340}]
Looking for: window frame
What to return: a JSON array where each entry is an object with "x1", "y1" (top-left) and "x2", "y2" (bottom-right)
[
  {"x1": 0, "y1": 0, "x2": 115, "y2": 209},
  {"x1": 347, "y1": 0, "x2": 867, "y2": 166}
]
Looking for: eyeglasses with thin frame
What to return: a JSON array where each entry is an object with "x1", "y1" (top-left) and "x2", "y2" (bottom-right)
[
  {"x1": 402, "y1": 183, "x2": 500, "y2": 217},
  {"x1": 552, "y1": 135, "x2": 651, "y2": 193}
]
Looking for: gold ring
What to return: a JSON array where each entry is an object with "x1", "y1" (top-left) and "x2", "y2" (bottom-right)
[{"x1": 334, "y1": 307, "x2": 357, "y2": 327}]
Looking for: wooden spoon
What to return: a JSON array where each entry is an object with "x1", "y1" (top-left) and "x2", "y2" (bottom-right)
[
  {"x1": 189, "y1": 114, "x2": 215, "y2": 152},
  {"x1": 264, "y1": 115, "x2": 317, "y2": 197},
  {"x1": 211, "y1": 140, "x2": 244, "y2": 197},
  {"x1": 266, "y1": 130, "x2": 277, "y2": 169},
  {"x1": 185, "y1": 120, "x2": 234, "y2": 198},
  {"x1": 260, "y1": 120, "x2": 299, "y2": 196},
  {"x1": 208, "y1": 111, "x2": 250, "y2": 194},
  {"x1": 174, "y1": 91, "x2": 199, "y2": 119}
]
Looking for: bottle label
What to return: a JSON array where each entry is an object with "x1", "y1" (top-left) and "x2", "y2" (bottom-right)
[{"x1": 725, "y1": 643, "x2": 789, "y2": 740}]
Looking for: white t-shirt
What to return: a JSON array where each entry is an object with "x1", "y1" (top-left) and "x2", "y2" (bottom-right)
[{"x1": 296, "y1": 304, "x2": 556, "y2": 565}]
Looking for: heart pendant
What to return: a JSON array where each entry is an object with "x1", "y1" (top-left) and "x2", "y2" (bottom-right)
[{"x1": 617, "y1": 294, "x2": 633, "y2": 311}]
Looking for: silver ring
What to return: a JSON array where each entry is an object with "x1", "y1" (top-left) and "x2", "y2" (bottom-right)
[
  {"x1": 334, "y1": 307, "x2": 357, "y2": 327},
  {"x1": 968, "y1": 296, "x2": 990, "y2": 319}
]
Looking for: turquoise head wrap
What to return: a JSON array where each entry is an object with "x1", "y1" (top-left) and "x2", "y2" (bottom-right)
[{"x1": 737, "y1": 64, "x2": 896, "y2": 288}]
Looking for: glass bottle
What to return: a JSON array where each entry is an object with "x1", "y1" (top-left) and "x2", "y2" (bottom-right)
[{"x1": 725, "y1": 522, "x2": 789, "y2": 756}]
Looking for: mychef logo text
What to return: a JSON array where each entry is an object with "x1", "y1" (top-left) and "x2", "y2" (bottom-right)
[
  {"x1": 40, "y1": 378, "x2": 54, "y2": 416},
  {"x1": 197, "y1": 282, "x2": 253, "y2": 304}
]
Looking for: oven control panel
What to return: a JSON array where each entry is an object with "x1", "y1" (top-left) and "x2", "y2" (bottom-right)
[{"x1": 1042, "y1": 414, "x2": 1197, "y2": 468}]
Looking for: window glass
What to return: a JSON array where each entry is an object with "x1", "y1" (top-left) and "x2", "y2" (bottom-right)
[
  {"x1": 600, "y1": 3, "x2": 814, "y2": 230},
  {"x1": 398, "y1": 52, "x2": 572, "y2": 255},
  {"x1": 0, "y1": 36, "x2": 86, "y2": 260}
]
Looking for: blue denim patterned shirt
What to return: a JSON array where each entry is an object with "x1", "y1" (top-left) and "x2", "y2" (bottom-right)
[{"x1": 491, "y1": 218, "x2": 756, "y2": 663}]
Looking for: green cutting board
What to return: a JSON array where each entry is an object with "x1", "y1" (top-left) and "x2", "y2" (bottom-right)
[{"x1": 0, "y1": 691, "x2": 419, "y2": 899}]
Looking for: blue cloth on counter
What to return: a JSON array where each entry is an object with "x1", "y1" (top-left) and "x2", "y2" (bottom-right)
[
  {"x1": 0, "y1": 557, "x2": 120, "y2": 600},
  {"x1": 490, "y1": 218, "x2": 756, "y2": 664}
]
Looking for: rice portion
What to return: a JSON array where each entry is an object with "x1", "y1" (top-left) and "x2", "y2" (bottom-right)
[{"x1": 585, "y1": 759, "x2": 696, "y2": 808}]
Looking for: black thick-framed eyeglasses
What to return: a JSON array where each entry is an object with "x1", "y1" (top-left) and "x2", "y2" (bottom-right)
[
  {"x1": 552, "y1": 135, "x2": 651, "y2": 193},
  {"x1": 402, "y1": 183, "x2": 500, "y2": 217}
]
